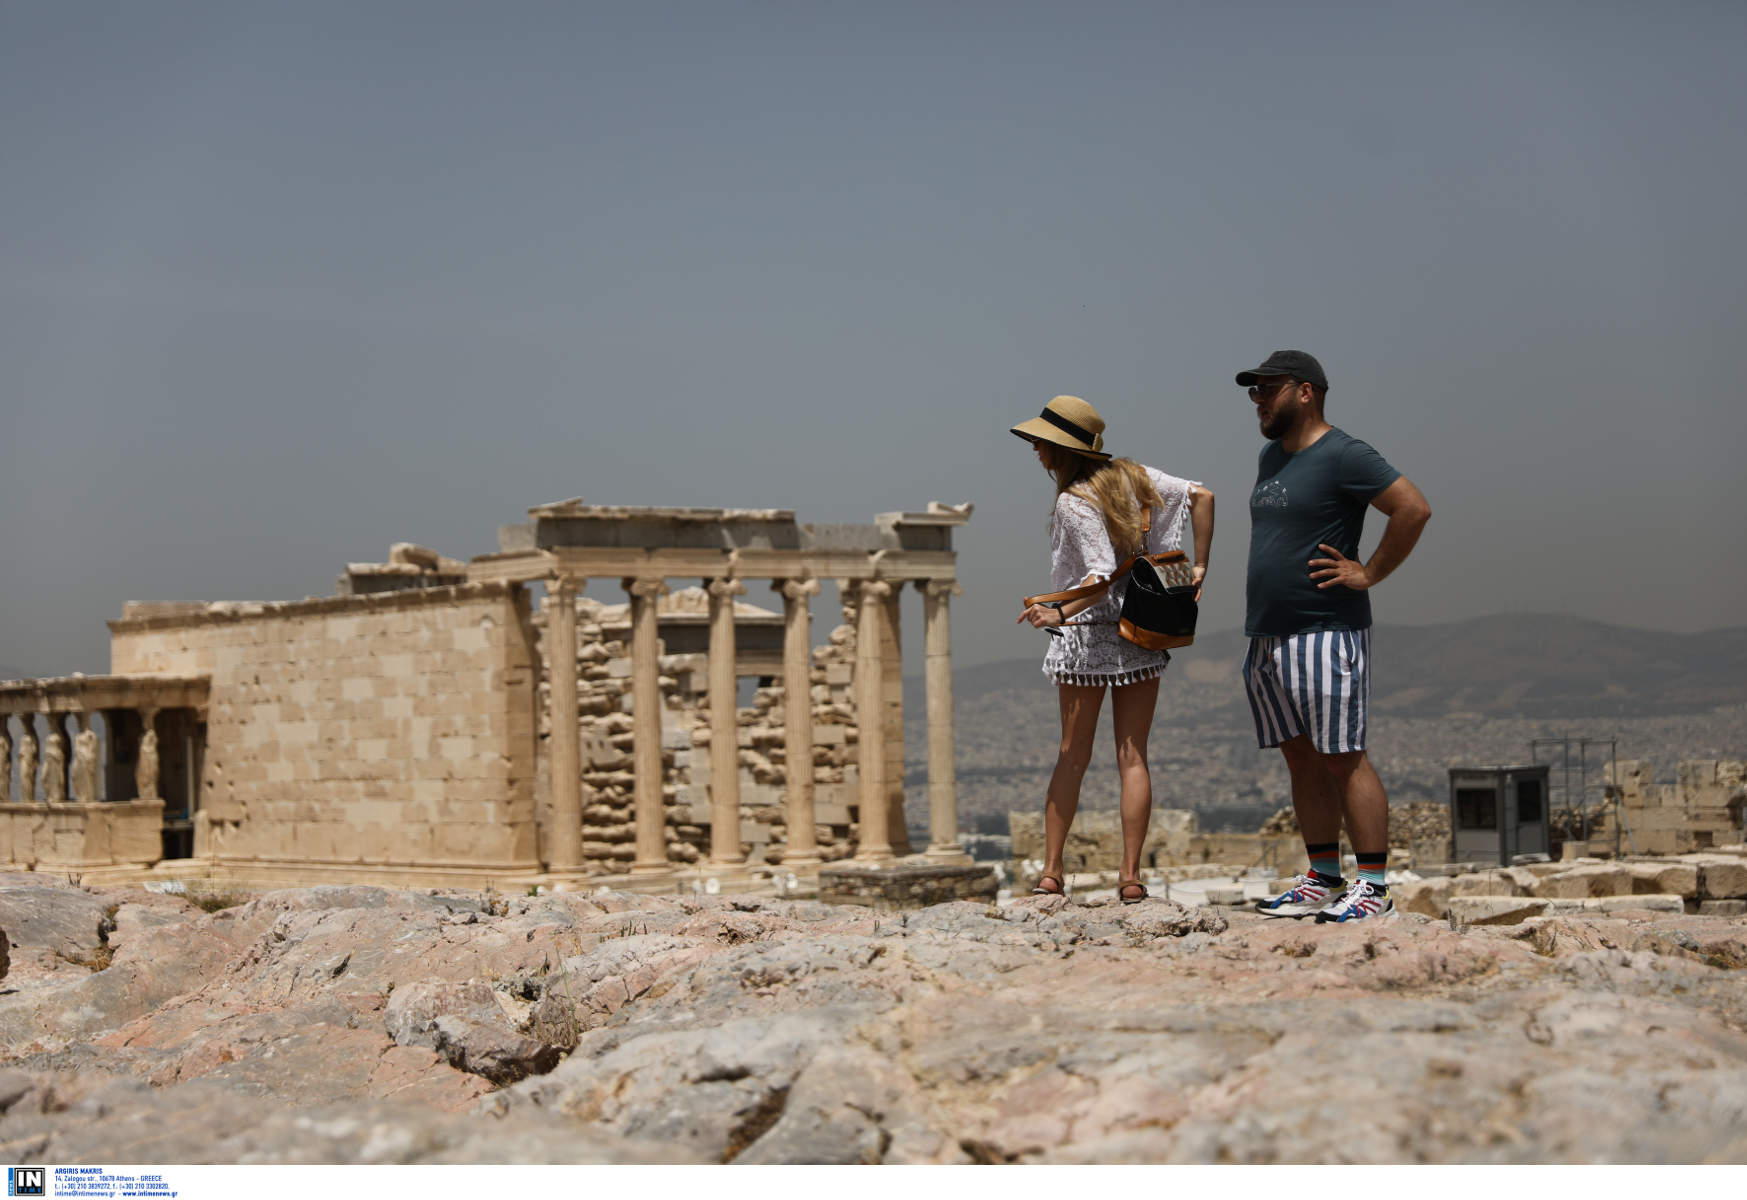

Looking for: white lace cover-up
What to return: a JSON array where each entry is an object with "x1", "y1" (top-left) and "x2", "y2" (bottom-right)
[{"x1": 1042, "y1": 466, "x2": 1199, "y2": 687}]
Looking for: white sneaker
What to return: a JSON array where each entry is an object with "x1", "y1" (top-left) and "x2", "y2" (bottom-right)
[
  {"x1": 1255, "y1": 873, "x2": 1342, "y2": 919},
  {"x1": 1314, "y1": 878, "x2": 1396, "y2": 923}
]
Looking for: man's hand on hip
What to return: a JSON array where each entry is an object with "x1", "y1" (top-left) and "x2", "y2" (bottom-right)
[{"x1": 1309, "y1": 544, "x2": 1373, "y2": 591}]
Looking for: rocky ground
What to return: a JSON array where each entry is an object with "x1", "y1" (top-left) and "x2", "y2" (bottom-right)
[{"x1": 1, "y1": 872, "x2": 1744, "y2": 1163}]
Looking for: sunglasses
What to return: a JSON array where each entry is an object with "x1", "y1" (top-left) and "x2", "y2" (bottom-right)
[{"x1": 1247, "y1": 378, "x2": 1298, "y2": 400}]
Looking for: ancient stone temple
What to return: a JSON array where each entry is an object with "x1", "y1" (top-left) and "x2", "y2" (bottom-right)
[{"x1": 0, "y1": 501, "x2": 973, "y2": 890}]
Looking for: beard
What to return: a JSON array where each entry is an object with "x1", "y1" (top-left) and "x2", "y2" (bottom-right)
[{"x1": 1260, "y1": 405, "x2": 1296, "y2": 440}]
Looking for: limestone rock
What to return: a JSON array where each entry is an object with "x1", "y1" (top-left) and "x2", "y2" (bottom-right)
[
  {"x1": 428, "y1": 1015, "x2": 562, "y2": 1086},
  {"x1": 1531, "y1": 865, "x2": 1634, "y2": 900},
  {"x1": 0, "y1": 884, "x2": 112, "y2": 963},
  {"x1": 384, "y1": 979, "x2": 502, "y2": 1049},
  {"x1": 1587, "y1": 894, "x2": 1684, "y2": 915},
  {"x1": 1447, "y1": 896, "x2": 1551, "y2": 926},
  {"x1": 1625, "y1": 861, "x2": 1699, "y2": 898},
  {"x1": 1451, "y1": 870, "x2": 1529, "y2": 898},
  {"x1": 3, "y1": 879, "x2": 1747, "y2": 1163},
  {"x1": 1394, "y1": 875, "x2": 1454, "y2": 917},
  {"x1": 1689, "y1": 855, "x2": 1747, "y2": 900}
]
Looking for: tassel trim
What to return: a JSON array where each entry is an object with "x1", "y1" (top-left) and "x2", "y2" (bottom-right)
[{"x1": 1044, "y1": 661, "x2": 1168, "y2": 688}]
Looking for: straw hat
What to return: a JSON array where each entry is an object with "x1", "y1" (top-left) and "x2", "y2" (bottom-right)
[{"x1": 1010, "y1": 395, "x2": 1112, "y2": 461}]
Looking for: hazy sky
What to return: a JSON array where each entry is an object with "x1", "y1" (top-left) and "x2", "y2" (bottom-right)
[{"x1": 4, "y1": 1, "x2": 1744, "y2": 679}]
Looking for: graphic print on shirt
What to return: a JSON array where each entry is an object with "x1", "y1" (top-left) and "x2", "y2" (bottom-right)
[{"x1": 1252, "y1": 479, "x2": 1288, "y2": 510}]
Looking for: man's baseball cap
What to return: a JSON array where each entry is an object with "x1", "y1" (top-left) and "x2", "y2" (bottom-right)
[{"x1": 1235, "y1": 350, "x2": 1328, "y2": 391}]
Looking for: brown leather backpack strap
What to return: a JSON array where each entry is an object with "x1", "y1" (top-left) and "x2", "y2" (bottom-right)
[
  {"x1": 1022, "y1": 553, "x2": 1143, "y2": 611},
  {"x1": 1022, "y1": 579, "x2": 1109, "y2": 608}
]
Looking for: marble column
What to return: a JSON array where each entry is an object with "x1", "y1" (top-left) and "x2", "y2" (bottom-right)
[
  {"x1": 17, "y1": 718, "x2": 38, "y2": 807},
  {"x1": 41, "y1": 717, "x2": 67, "y2": 805},
  {"x1": 72, "y1": 713, "x2": 98, "y2": 805},
  {"x1": 879, "y1": 583, "x2": 909, "y2": 855},
  {"x1": 706, "y1": 578, "x2": 747, "y2": 866},
  {"x1": 853, "y1": 580, "x2": 894, "y2": 862},
  {"x1": 0, "y1": 716, "x2": 11, "y2": 806},
  {"x1": 626, "y1": 576, "x2": 671, "y2": 874},
  {"x1": 135, "y1": 707, "x2": 160, "y2": 805},
  {"x1": 776, "y1": 578, "x2": 821, "y2": 868},
  {"x1": 920, "y1": 580, "x2": 966, "y2": 859},
  {"x1": 545, "y1": 580, "x2": 584, "y2": 873}
]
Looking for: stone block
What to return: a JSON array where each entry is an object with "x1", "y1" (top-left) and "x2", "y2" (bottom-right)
[
  {"x1": 1586, "y1": 894, "x2": 1684, "y2": 915},
  {"x1": 1678, "y1": 761, "x2": 1720, "y2": 789},
  {"x1": 1624, "y1": 861, "x2": 1699, "y2": 898},
  {"x1": 1447, "y1": 896, "x2": 1550, "y2": 926},
  {"x1": 1633, "y1": 830, "x2": 1682, "y2": 856},
  {"x1": 1155, "y1": 809, "x2": 1197, "y2": 835},
  {"x1": 818, "y1": 861, "x2": 997, "y2": 908},
  {"x1": 1698, "y1": 899, "x2": 1747, "y2": 916},
  {"x1": 1203, "y1": 886, "x2": 1245, "y2": 906},
  {"x1": 1394, "y1": 875, "x2": 1453, "y2": 918},
  {"x1": 1531, "y1": 864, "x2": 1633, "y2": 899},
  {"x1": 1451, "y1": 870, "x2": 1528, "y2": 898},
  {"x1": 1630, "y1": 807, "x2": 1687, "y2": 832},
  {"x1": 1693, "y1": 856, "x2": 1747, "y2": 899}
]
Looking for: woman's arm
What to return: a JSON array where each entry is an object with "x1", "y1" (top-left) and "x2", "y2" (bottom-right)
[
  {"x1": 1188, "y1": 484, "x2": 1214, "y2": 602},
  {"x1": 1019, "y1": 574, "x2": 1105, "y2": 629},
  {"x1": 1021, "y1": 494, "x2": 1116, "y2": 629}
]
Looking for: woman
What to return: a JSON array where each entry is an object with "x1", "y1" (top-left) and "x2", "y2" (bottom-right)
[{"x1": 1012, "y1": 395, "x2": 1214, "y2": 903}]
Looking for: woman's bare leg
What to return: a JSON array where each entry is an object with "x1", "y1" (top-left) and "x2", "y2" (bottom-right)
[
  {"x1": 1041, "y1": 683, "x2": 1105, "y2": 889},
  {"x1": 1111, "y1": 674, "x2": 1162, "y2": 893}
]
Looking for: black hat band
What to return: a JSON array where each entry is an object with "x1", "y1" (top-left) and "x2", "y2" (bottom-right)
[{"x1": 1039, "y1": 408, "x2": 1096, "y2": 446}]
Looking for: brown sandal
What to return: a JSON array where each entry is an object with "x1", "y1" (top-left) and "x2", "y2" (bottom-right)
[
  {"x1": 1032, "y1": 874, "x2": 1067, "y2": 897},
  {"x1": 1117, "y1": 878, "x2": 1148, "y2": 905}
]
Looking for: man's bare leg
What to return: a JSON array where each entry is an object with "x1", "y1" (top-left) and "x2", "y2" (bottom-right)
[
  {"x1": 1279, "y1": 734, "x2": 1342, "y2": 845},
  {"x1": 1324, "y1": 749, "x2": 1388, "y2": 857},
  {"x1": 1254, "y1": 734, "x2": 1352, "y2": 915}
]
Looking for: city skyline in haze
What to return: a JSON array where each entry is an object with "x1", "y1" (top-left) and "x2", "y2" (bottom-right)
[{"x1": 4, "y1": 2, "x2": 1744, "y2": 679}]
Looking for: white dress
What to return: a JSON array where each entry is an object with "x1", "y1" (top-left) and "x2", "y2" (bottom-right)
[{"x1": 1042, "y1": 465, "x2": 1199, "y2": 687}]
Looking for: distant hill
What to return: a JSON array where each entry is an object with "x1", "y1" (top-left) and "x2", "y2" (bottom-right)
[{"x1": 923, "y1": 615, "x2": 1747, "y2": 720}]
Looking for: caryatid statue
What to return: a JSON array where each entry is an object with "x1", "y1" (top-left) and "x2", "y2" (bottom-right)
[
  {"x1": 41, "y1": 725, "x2": 67, "y2": 805},
  {"x1": 136, "y1": 711, "x2": 160, "y2": 805},
  {"x1": 16, "y1": 723, "x2": 37, "y2": 806},
  {"x1": 72, "y1": 725, "x2": 99, "y2": 805},
  {"x1": 0, "y1": 721, "x2": 10, "y2": 807}
]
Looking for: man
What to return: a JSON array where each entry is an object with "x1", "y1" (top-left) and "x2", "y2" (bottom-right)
[{"x1": 1237, "y1": 350, "x2": 1431, "y2": 922}]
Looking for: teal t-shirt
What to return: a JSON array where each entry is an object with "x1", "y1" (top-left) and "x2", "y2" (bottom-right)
[{"x1": 1245, "y1": 427, "x2": 1399, "y2": 637}]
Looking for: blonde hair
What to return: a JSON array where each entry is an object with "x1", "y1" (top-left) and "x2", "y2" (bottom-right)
[{"x1": 1039, "y1": 443, "x2": 1163, "y2": 558}]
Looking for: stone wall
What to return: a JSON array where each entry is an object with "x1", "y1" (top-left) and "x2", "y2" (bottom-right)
[
  {"x1": 0, "y1": 799, "x2": 164, "y2": 869},
  {"x1": 536, "y1": 589, "x2": 865, "y2": 874},
  {"x1": 108, "y1": 582, "x2": 540, "y2": 875},
  {"x1": 1606, "y1": 759, "x2": 1747, "y2": 856}
]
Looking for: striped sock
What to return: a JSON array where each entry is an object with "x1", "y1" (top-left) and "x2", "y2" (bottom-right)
[
  {"x1": 1305, "y1": 842, "x2": 1342, "y2": 885},
  {"x1": 1356, "y1": 851, "x2": 1387, "y2": 890}
]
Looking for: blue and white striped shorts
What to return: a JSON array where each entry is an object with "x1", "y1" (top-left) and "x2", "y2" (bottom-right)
[{"x1": 1242, "y1": 629, "x2": 1371, "y2": 754}]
